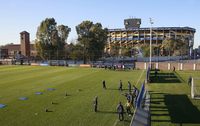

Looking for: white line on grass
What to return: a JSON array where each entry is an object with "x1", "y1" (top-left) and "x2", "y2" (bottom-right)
[
  {"x1": 113, "y1": 70, "x2": 145, "y2": 126},
  {"x1": 113, "y1": 119, "x2": 118, "y2": 126},
  {"x1": 136, "y1": 70, "x2": 145, "y2": 86}
]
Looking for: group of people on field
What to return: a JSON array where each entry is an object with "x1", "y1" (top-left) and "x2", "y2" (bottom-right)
[
  {"x1": 117, "y1": 80, "x2": 139, "y2": 121},
  {"x1": 93, "y1": 80, "x2": 139, "y2": 121}
]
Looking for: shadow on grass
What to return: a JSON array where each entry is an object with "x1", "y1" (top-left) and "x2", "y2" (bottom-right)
[
  {"x1": 174, "y1": 71, "x2": 186, "y2": 83},
  {"x1": 106, "y1": 88, "x2": 119, "y2": 91},
  {"x1": 106, "y1": 88, "x2": 129, "y2": 91},
  {"x1": 165, "y1": 94, "x2": 200, "y2": 124},
  {"x1": 151, "y1": 93, "x2": 200, "y2": 125},
  {"x1": 97, "y1": 110, "x2": 117, "y2": 114},
  {"x1": 150, "y1": 109, "x2": 168, "y2": 112},
  {"x1": 46, "y1": 110, "x2": 53, "y2": 112},
  {"x1": 150, "y1": 72, "x2": 181, "y2": 83},
  {"x1": 51, "y1": 102, "x2": 59, "y2": 105}
]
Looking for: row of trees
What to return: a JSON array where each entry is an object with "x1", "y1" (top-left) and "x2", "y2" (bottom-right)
[
  {"x1": 161, "y1": 37, "x2": 189, "y2": 56},
  {"x1": 107, "y1": 36, "x2": 189, "y2": 58},
  {"x1": 35, "y1": 18, "x2": 108, "y2": 63},
  {"x1": 127, "y1": 37, "x2": 189, "y2": 57}
]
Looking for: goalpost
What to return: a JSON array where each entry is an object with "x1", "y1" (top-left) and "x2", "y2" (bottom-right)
[{"x1": 191, "y1": 77, "x2": 200, "y2": 99}]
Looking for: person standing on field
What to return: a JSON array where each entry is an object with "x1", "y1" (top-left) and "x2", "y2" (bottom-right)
[
  {"x1": 125, "y1": 101, "x2": 132, "y2": 116},
  {"x1": 116, "y1": 102, "x2": 124, "y2": 121},
  {"x1": 128, "y1": 81, "x2": 131, "y2": 92},
  {"x1": 93, "y1": 96, "x2": 98, "y2": 112},
  {"x1": 188, "y1": 76, "x2": 192, "y2": 86},
  {"x1": 102, "y1": 80, "x2": 106, "y2": 89},
  {"x1": 119, "y1": 80, "x2": 123, "y2": 91}
]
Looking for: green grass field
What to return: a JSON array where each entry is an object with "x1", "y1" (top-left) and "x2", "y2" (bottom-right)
[
  {"x1": 0, "y1": 66, "x2": 145, "y2": 126},
  {"x1": 149, "y1": 70, "x2": 200, "y2": 126}
]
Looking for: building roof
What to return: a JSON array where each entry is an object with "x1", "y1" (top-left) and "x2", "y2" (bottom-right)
[
  {"x1": 108, "y1": 27, "x2": 196, "y2": 32},
  {"x1": 1, "y1": 44, "x2": 20, "y2": 51},
  {"x1": 0, "y1": 43, "x2": 35, "y2": 51},
  {"x1": 20, "y1": 31, "x2": 29, "y2": 34}
]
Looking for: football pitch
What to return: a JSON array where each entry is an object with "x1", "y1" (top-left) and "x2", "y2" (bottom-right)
[
  {"x1": 0, "y1": 66, "x2": 145, "y2": 126},
  {"x1": 149, "y1": 70, "x2": 200, "y2": 126}
]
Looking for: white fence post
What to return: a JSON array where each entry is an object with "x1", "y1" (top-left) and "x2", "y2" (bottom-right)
[
  {"x1": 180, "y1": 63, "x2": 183, "y2": 70},
  {"x1": 156, "y1": 62, "x2": 159, "y2": 69},
  {"x1": 193, "y1": 64, "x2": 196, "y2": 71},
  {"x1": 168, "y1": 63, "x2": 170, "y2": 70},
  {"x1": 144, "y1": 63, "x2": 147, "y2": 70}
]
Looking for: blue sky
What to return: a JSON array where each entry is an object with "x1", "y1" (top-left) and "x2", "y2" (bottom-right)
[{"x1": 0, "y1": 0, "x2": 200, "y2": 47}]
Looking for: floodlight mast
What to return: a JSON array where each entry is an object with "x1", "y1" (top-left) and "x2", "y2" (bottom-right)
[{"x1": 149, "y1": 18, "x2": 154, "y2": 69}]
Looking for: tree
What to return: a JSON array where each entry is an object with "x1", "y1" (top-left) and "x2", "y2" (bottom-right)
[
  {"x1": 76, "y1": 21, "x2": 108, "y2": 64},
  {"x1": 35, "y1": 18, "x2": 71, "y2": 60},
  {"x1": 140, "y1": 44, "x2": 159, "y2": 57},
  {"x1": 109, "y1": 46, "x2": 120, "y2": 57},
  {"x1": 162, "y1": 37, "x2": 188, "y2": 56},
  {"x1": 69, "y1": 43, "x2": 83, "y2": 63},
  {"x1": 121, "y1": 47, "x2": 132, "y2": 57},
  {"x1": 141, "y1": 44, "x2": 150, "y2": 57}
]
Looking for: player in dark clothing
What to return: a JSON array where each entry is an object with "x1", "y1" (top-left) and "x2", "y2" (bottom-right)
[
  {"x1": 93, "y1": 96, "x2": 98, "y2": 112},
  {"x1": 119, "y1": 80, "x2": 123, "y2": 91},
  {"x1": 116, "y1": 102, "x2": 124, "y2": 121},
  {"x1": 132, "y1": 85, "x2": 139, "y2": 106},
  {"x1": 173, "y1": 66, "x2": 176, "y2": 72},
  {"x1": 132, "y1": 85, "x2": 136, "y2": 95},
  {"x1": 154, "y1": 69, "x2": 158, "y2": 77},
  {"x1": 188, "y1": 76, "x2": 192, "y2": 86},
  {"x1": 102, "y1": 80, "x2": 106, "y2": 89},
  {"x1": 128, "y1": 81, "x2": 131, "y2": 92},
  {"x1": 126, "y1": 93, "x2": 132, "y2": 103}
]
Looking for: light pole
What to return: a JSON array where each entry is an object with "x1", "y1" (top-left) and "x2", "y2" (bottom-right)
[{"x1": 149, "y1": 18, "x2": 154, "y2": 69}]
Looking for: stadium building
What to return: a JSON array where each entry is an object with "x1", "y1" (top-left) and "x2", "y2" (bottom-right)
[{"x1": 106, "y1": 18, "x2": 196, "y2": 57}]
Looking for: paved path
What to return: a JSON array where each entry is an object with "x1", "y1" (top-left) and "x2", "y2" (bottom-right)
[{"x1": 130, "y1": 92, "x2": 150, "y2": 126}]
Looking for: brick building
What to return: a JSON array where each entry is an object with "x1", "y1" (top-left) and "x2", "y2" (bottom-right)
[
  {"x1": 0, "y1": 31, "x2": 37, "y2": 59},
  {"x1": 20, "y1": 31, "x2": 30, "y2": 57}
]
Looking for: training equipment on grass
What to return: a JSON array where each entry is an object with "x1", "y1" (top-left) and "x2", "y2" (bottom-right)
[
  {"x1": 51, "y1": 101, "x2": 57, "y2": 104},
  {"x1": 47, "y1": 88, "x2": 55, "y2": 91},
  {"x1": 77, "y1": 89, "x2": 82, "y2": 92},
  {"x1": 35, "y1": 92, "x2": 43, "y2": 95},
  {"x1": 191, "y1": 77, "x2": 200, "y2": 99},
  {"x1": 19, "y1": 97, "x2": 28, "y2": 100},
  {"x1": 0, "y1": 104, "x2": 6, "y2": 109}
]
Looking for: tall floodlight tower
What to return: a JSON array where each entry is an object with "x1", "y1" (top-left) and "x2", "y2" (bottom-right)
[{"x1": 149, "y1": 18, "x2": 154, "y2": 69}]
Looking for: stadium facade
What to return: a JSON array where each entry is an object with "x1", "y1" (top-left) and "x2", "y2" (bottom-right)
[{"x1": 106, "y1": 18, "x2": 196, "y2": 57}]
